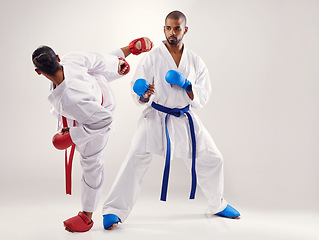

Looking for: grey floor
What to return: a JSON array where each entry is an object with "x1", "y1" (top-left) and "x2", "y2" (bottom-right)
[{"x1": 2, "y1": 195, "x2": 318, "y2": 240}]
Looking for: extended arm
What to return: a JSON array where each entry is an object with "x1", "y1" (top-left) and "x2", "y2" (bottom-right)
[{"x1": 120, "y1": 37, "x2": 153, "y2": 58}]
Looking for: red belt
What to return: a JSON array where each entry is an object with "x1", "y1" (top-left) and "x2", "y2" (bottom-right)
[
  {"x1": 62, "y1": 117, "x2": 76, "y2": 195},
  {"x1": 61, "y1": 95, "x2": 104, "y2": 195}
]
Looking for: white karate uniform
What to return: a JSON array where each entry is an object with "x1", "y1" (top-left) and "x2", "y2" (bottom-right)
[
  {"x1": 102, "y1": 41, "x2": 227, "y2": 221},
  {"x1": 48, "y1": 49, "x2": 124, "y2": 212}
]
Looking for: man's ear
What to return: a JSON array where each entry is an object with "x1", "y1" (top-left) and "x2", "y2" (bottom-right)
[
  {"x1": 56, "y1": 55, "x2": 61, "y2": 62},
  {"x1": 184, "y1": 26, "x2": 188, "y2": 35},
  {"x1": 35, "y1": 69, "x2": 41, "y2": 75}
]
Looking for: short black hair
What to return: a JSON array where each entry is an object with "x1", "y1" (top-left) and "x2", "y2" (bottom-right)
[
  {"x1": 165, "y1": 10, "x2": 187, "y2": 26},
  {"x1": 32, "y1": 45, "x2": 60, "y2": 76}
]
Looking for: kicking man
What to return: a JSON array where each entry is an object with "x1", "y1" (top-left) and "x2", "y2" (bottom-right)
[{"x1": 32, "y1": 37, "x2": 153, "y2": 232}]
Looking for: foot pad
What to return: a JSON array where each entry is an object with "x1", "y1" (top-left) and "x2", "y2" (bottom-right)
[
  {"x1": 63, "y1": 212, "x2": 93, "y2": 232},
  {"x1": 216, "y1": 205, "x2": 240, "y2": 218},
  {"x1": 103, "y1": 214, "x2": 121, "y2": 229}
]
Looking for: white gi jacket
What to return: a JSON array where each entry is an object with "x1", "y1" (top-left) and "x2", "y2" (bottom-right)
[
  {"x1": 48, "y1": 49, "x2": 124, "y2": 147},
  {"x1": 131, "y1": 41, "x2": 215, "y2": 158}
]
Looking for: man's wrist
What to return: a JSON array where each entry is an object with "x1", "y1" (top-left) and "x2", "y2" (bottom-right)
[
  {"x1": 139, "y1": 98, "x2": 149, "y2": 103},
  {"x1": 140, "y1": 95, "x2": 149, "y2": 100},
  {"x1": 120, "y1": 46, "x2": 131, "y2": 58},
  {"x1": 185, "y1": 82, "x2": 192, "y2": 92}
]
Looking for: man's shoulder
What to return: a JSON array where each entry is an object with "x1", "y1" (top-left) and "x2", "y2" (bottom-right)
[
  {"x1": 148, "y1": 41, "x2": 169, "y2": 56},
  {"x1": 137, "y1": 45, "x2": 162, "y2": 66},
  {"x1": 148, "y1": 44, "x2": 162, "y2": 56},
  {"x1": 185, "y1": 48, "x2": 208, "y2": 69},
  {"x1": 61, "y1": 51, "x2": 103, "y2": 63},
  {"x1": 185, "y1": 47, "x2": 203, "y2": 60},
  {"x1": 61, "y1": 51, "x2": 82, "y2": 60}
]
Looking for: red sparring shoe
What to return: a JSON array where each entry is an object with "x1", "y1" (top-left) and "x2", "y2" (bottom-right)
[{"x1": 63, "y1": 212, "x2": 93, "y2": 232}]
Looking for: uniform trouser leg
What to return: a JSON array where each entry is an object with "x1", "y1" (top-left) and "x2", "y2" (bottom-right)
[
  {"x1": 77, "y1": 130, "x2": 110, "y2": 213},
  {"x1": 102, "y1": 123, "x2": 153, "y2": 222},
  {"x1": 185, "y1": 151, "x2": 228, "y2": 214},
  {"x1": 183, "y1": 128, "x2": 228, "y2": 214}
]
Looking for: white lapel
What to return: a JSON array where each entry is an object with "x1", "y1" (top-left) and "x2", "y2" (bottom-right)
[{"x1": 158, "y1": 41, "x2": 189, "y2": 107}]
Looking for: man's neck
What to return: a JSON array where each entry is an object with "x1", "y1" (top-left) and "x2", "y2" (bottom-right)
[
  {"x1": 49, "y1": 66, "x2": 64, "y2": 86},
  {"x1": 165, "y1": 41, "x2": 184, "y2": 55}
]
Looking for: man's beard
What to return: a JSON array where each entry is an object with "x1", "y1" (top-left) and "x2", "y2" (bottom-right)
[{"x1": 167, "y1": 36, "x2": 181, "y2": 46}]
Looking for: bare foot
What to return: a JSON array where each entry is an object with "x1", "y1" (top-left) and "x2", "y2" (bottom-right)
[{"x1": 105, "y1": 223, "x2": 118, "y2": 230}]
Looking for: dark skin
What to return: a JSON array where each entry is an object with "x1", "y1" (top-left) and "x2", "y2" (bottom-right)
[
  {"x1": 34, "y1": 39, "x2": 153, "y2": 232},
  {"x1": 140, "y1": 18, "x2": 193, "y2": 103}
]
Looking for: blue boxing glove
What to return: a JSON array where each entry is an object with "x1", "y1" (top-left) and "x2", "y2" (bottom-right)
[
  {"x1": 133, "y1": 78, "x2": 150, "y2": 100},
  {"x1": 165, "y1": 70, "x2": 192, "y2": 92}
]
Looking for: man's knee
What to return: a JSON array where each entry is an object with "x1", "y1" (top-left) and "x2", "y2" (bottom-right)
[
  {"x1": 198, "y1": 150, "x2": 224, "y2": 166},
  {"x1": 82, "y1": 167, "x2": 104, "y2": 189}
]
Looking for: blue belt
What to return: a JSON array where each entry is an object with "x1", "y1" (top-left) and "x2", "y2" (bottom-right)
[{"x1": 151, "y1": 102, "x2": 197, "y2": 201}]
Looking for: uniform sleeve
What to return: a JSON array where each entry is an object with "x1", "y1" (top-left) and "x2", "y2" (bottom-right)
[
  {"x1": 190, "y1": 57, "x2": 212, "y2": 109},
  {"x1": 130, "y1": 53, "x2": 154, "y2": 105},
  {"x1": 62, "y1": 51, "x2": 122, "y2": 82},
  {"x1": 63, "y1": 85, "x2": 113, "y2": 146},
  {"x1": 102, "y1": 48, "x2": 126, "y2": 81},
  {"x1": 108, "y1": 48, "x2": 125, "y2": 58}
]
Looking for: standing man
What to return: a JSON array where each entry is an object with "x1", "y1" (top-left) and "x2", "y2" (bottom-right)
[
  {"x1": 32, "y1": 37, "x2": 152, "y2": 233},
  {"x1": 102, "y1": 11, "x2": 240, "y2": 230}
]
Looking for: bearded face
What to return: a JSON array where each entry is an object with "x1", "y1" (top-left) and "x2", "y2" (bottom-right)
[{"x1": 164, "y1": 18, "x2": 188, "y2": 46}]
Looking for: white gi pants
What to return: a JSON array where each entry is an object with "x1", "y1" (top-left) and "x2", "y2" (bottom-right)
[
  {"x1": 102, "y1": 122, "x2": 227, "y2": 221},
  {"x1": 76, "y1": 130, "x2": 110, "y2": 212}
]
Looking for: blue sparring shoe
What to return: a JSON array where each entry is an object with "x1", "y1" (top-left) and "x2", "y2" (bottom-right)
[
  {"x1": 103, "y1": 214, "x2": 121, "y2": 229},
  {"x1": 215, "y1": 204, "x2": 240, "y2": 219}
]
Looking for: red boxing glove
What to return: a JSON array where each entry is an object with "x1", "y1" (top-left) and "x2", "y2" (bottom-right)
[
  {"x1": 52, "y1": 131, "x2": 74, "y2": 150},
  {"x1": 119, "y1": 57, "x2": 130, "y2": 75},
  {"x1": 129, "y1": 37, "x2": 152, "y2": 55}
]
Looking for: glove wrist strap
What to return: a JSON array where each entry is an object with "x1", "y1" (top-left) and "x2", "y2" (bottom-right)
[{"x1": 183, "y1": 81, "x2": 192, "y2": 92}]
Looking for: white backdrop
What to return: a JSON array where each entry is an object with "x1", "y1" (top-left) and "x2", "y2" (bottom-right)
[{"x1": 0, "y1": 0, "x2": 318, "y2": 213}]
